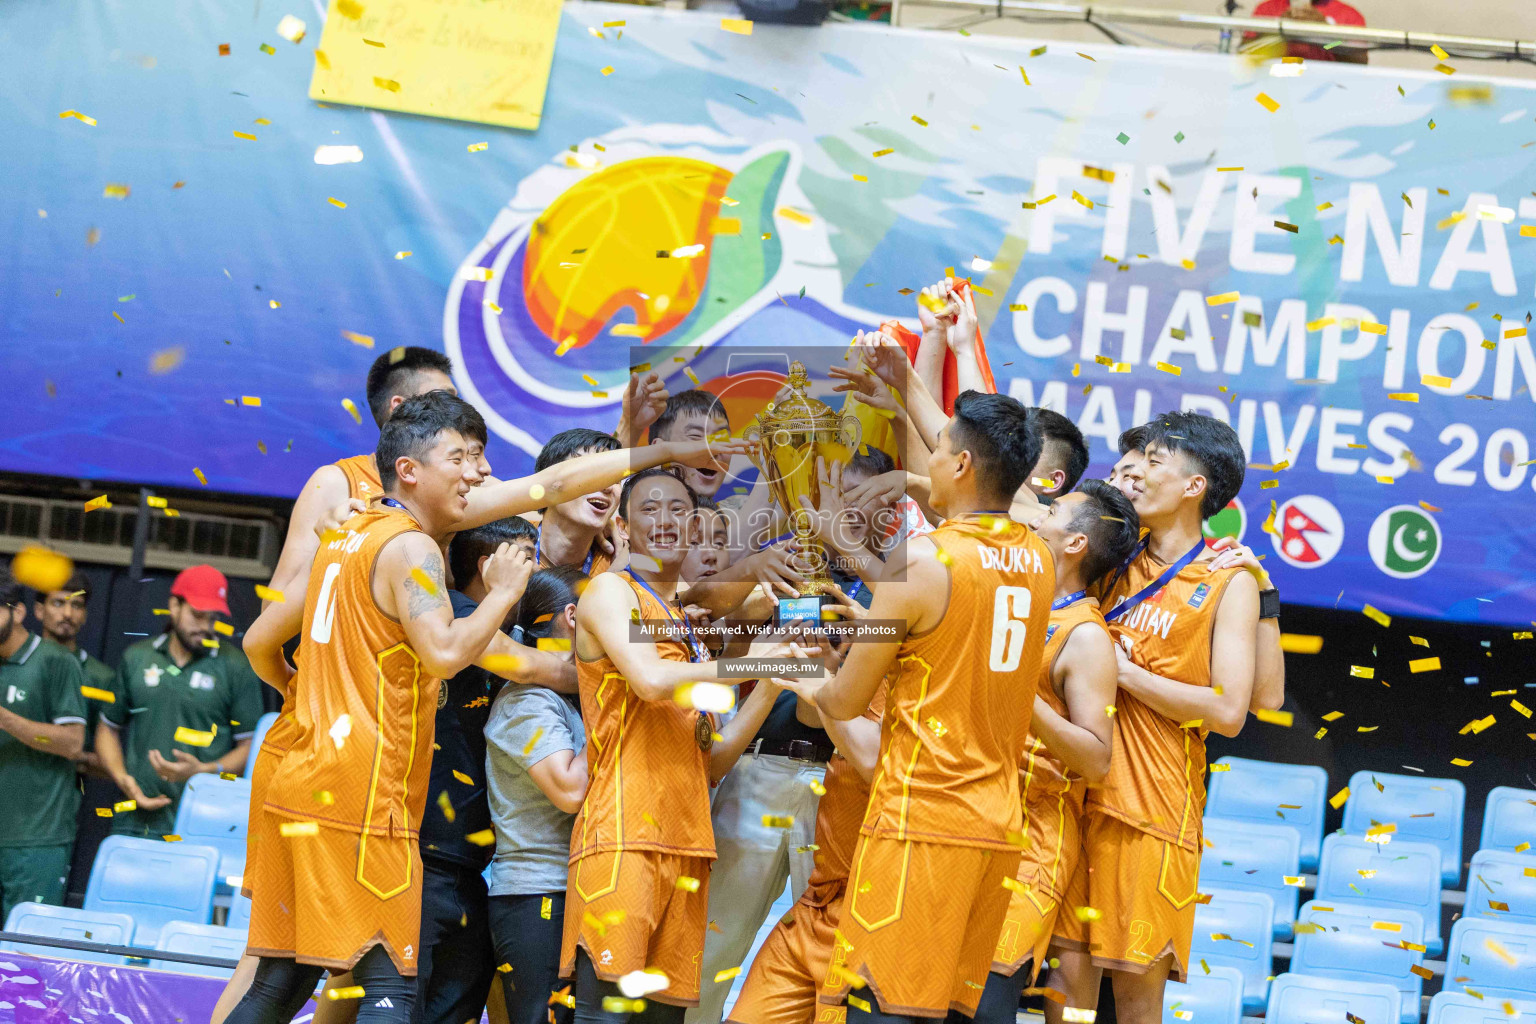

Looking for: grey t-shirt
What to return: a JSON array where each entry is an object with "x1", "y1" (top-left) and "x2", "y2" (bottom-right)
[{"x1": 484, "y1": 683, "x2": 586, "y2": 896}]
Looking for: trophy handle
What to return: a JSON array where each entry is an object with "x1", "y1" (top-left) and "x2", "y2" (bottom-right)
[{"x1": 838, "y1": 413, "x2": 863, "y2": 453}]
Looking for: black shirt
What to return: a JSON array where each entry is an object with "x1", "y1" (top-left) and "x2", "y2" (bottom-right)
[
  {"x1": 419, "y1": 591, "x2": 497, "y2": 869},
  {"x1": 752, "y1": 568, "x2": 875, "y2": 745}
]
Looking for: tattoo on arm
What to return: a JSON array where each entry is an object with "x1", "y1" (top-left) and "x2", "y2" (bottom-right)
[{"x1": 404, "y1": 551, "x2": 448, "y2": 619}]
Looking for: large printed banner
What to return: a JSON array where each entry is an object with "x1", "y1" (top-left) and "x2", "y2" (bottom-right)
[{"x1": 4, "y1": 0, "x2": 1536, "y2": 623}]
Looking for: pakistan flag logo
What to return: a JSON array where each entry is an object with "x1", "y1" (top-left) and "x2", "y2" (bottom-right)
[{"x1": 1367, "y1": 505, "x2": 1441, "y2": 579}]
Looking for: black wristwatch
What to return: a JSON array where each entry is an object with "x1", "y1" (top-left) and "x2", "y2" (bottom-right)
[{"x1": 1259, "y1": 588, "x2": 1281, "y2": 620}]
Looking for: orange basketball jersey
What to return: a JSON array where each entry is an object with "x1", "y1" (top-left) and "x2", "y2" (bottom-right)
[
  {"x1": 570, "y1": 573, "x2": 715, "y2": 861},
  {"x1": 1015, "y1": 597, "x2": 1109, "y2": 896},
  {"x1": 262, "y1": 454, "x2": 385, "y2": 761},
  {"x1": 264, "y1": 507, "x2": 441, "y2": 840},
  {"x1": 335, "y1": 453, "x2": 383, "y2": 506},
  {"x1": 862, "y1": 517, "x2": 1053, "y2": 851},
  {"x1": 1089, "y1": 552, "x2": 1239, "y2": 850}
]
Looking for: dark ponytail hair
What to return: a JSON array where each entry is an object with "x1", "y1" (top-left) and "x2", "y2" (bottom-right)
[{"x1": 514, "y1": 566, "x2": 588, "y2": 642}]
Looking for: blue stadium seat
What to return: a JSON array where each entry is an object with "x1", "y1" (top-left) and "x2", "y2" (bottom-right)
[
  {"x1": 0, "y1": 902, "x2": 137, "y2": 966},
  {"x1": 1291, "y1": 900, "x2": 1427, "y2": 1023},
  {"x1": 1429, "y1": 991, "x2": 1536, "y2": 1024},
  {"x1": 244, "y1": 711, "x2": 279, "y2": 779},
  {"x1": 151, "y1": 921, "x2": 247, "y2": 978},
  {"x1": 1467, "y1": 850, "x2": 1536, "y2": 927},
  {"x1": 1208, "y1": 757, "x2": 1328, "y2": 872},
  {"x1": 1190, "y1": 888, "x2": 1275, "y2": 1013},
  {"x1": 1480, "y1": 788, "x2": 1536, "y2": 856},
  {"x1": 1164, "y1": 964, "x2": 1244, "y2": 1024},
  {"x1": 1267, "y1": 973, "x2": 1403, "y2": 1024},
  {"x1": 1343, "y1": 770, "x2": 1465, "y2": 886},
  {"x1": 1443, "y1": 917, "x2": 1536, "y2": 1001},
  {"x1": 228, "y1": 892, "x2": 252, "y2": 930},
  {"x1": 84, "y1": 835, "x2": 220, "y2": 946},
  {"x1": 172, "y1": 773, "x2": 251, "y2": 889},
  {"x1": 1199, "y1": 817, "x2": 1300, "y2": 939},
  {"x1": 1315, "y1": 834, "x2": 1444, "y2": 955}
]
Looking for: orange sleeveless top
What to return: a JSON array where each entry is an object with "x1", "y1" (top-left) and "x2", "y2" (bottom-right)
[
  {"x1": 263, "y1": 454, "x2": 386, "y2": 759},
  {"x1": 569, "y1": 573, "x2": 715, "y2": 861},
  {"x1": 265, "y1": 508, "x2": 441, "y2": 839},
  {"x1": 1016, "y1": 598, "x2": 1108, "y2": 891},
  {"x1": 862, "y1": 517, "x2": 1054, "y2": 851},
  {"x1": 804, "y1": 682, "x2": 888, "y2": 905},
  {"x1": 1089, "y1": 550, "x2": 1239, "y2": 851}
]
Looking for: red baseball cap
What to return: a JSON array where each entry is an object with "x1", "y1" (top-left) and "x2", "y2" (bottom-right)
[{"x1": 171, "y1": 564, "x2": 230, "y2": 615}]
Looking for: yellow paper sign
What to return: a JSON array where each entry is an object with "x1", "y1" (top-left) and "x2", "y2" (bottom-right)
[{"x1": 309, "y1": 0, "x2": 564, "y2": 131}]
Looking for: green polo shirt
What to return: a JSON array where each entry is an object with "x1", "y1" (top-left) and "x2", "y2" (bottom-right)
[
  {"x1": 0, "y1": 633, "x2": 87, "y2": 847},
  {"x1": 47, "y1": 642, "x2": 116, "y2": 752},
  {"x1": 103, "y1": 633, "x2": 264, "y2": 837}
]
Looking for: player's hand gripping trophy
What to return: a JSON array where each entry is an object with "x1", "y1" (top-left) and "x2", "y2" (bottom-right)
[{"x1": 744, "y1": 361, "x2": 862, "y2": 608}]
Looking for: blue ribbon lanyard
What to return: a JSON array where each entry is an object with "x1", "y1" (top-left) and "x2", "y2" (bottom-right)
[
  {"x1": 380, "y1": 497, "x2": 409, "y2": 513},
  {"x1": 624, "y1": 567, "x2": 707, "y2": 663},
  {"x1": 537, "y1": 524, "x2": 594, "y2": 575},
  {"x1": 1103, "y1": 540, "x2": 1206, "y2": 623},
  {"x1": 1052, "y1": 589, "x2": 1089, "y2": 611}
]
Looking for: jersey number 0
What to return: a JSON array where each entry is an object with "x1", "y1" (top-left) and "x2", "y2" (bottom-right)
[
  {"x1": 309, "y1": 562, "x2": 343, "y2": 644},
  {"x1": 989, "y1": 586, "x2": 1033, "y2": 671}
]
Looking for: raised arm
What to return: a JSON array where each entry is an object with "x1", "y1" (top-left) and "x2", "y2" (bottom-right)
[
  {"x1": 1030, "y1": 622, "x2": 1117, "y2": 781},
  {"x1": 383, "y1": 533, "x2": 526, "y2": 680},
  {"x1": 479, "y1": 632, "x2": 578, "y2": 694},
  {"x1": 265, "y1": 464, "x2": 351, "y2": 607},
  {"x1": 460, "y1": 437, "x2": 752, "y2": 530},
  {"x1": 708, "y1": 680, "x2": 784, "y2": 784},
  {"x1": 1114, "y1": 572, "x2": 1259, "y2": 738}
]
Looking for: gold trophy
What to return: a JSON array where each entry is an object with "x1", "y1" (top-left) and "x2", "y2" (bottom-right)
[{"x1": 744, "y1": 361, "x2": 862, "y2": 596}]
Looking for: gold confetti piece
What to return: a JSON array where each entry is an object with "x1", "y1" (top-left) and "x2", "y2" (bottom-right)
[
  {"x1": 394, "y1": 250, "x2": 412, "y2": 260},
  {"x1": 96, "y1": 807, "x2": 113, "y2": 817},
  {"x1": 1256, "y1": 709, "x2": 1293, "y2": 727},
  {"x1": 871, "y1": 148, "x2": 895, "y2": 158},
  {"x1": 1306, "y1": 317, "x2": 1335, "y2": 332},
  {"x1": 102, "y1": 183, "x2": 130, "y2": 199},
  {"x1": 259, "y1": 42, "x2": 276, "y2": 54},
  {"x1": 1329, "y1": 786, "x2": 1351, "y2": 809},
  {"x1": 1421, "y1": 374, "x2": 1453, "y2": 388},
  {"x1": 238, "y1": 395, "x2": 262, "y2": 408},
  {"x1": 254, "y1": 584, "x2": 286, "y2": 605},
  {"x1": 163, "y1": 834, "x2": 182, "y2": 842},
  {"x1": 79, "y1": 684, "x2": 116, "y2": 704},
  {"x1": 1284, "y1": 875, "x2": 1305, "y2": 886},
  {"x1": 1509, "y1": 327, "x2": 1529, "y2": 339},
  {"x1": 1255, "y1": 92, "x2": 1280, "y2": 112},
  {"x1": 1350, "y1": 665, "x2": 1374, "y2": 678},
  {"x1": 84, "y1": 494, "x2": 111, "y2": 513},
  {"x1": 713, "y1": 967, "x2": 741, "y2": 984},
  {"x1": 191, "y1": 467, "x2": 208, "y2": 486},
  {"x1": 341, "y1": 330, "x2": 374, "y2": 349},
  {"x1": 374, "y1": 77, "x2": 401, "y2": 91},
  {"x1": 1452, "y1": 758, "x2": 1474, "y2": 766},
  {"x1": 1280, "y1": 634, "x2": 1324, "y2": 654},
  {"x1": 1063, "y1": 1010, "x2": 1097, "y2": 1024},
  {"x1": 1410, "y1": 657, "x2": 1441, "y2": 673},
  {"x1": 1431, "y1": 43, "x2": 1450, "y2": 60},
  {"x1": 175, "y1": 725, "x2": 217, "y2": 747},
  {"x1": 1216, "y1": 166, "x2": 1244, "y2": 172},
  {"x1": 777, "y1": 206, "x2": 813, "y2": 226},
  {"x1": 762, "y1": 815, "x2": 794, "y2": 829},
  {"x1": 327, "y1": 197, "x2": 347, "y2": 208},
  {"x1": 1363, "y1": 605, "x2": 1392, "y2": 628},
  {"x1": 449, "y1": 769, "x2": 474, "y2": 786},
  {"x1": 59, "y1": 109, "x2": 98, "y2": 125},
  {"x1": 1361, "y1": 321, "x2": 1388, "y2": 335},
  {"x1": 676, "y1": 875, "x2": 701, "y2": 892},
  {"x1": 1156, "y1": 361, "x2": 1182, "y2": 376},
  {"x1": 341, "y1": 398, "x2": 362, "y2": 424},
  {"x1": 1207, "y1": 292, "x2": 1239, "y2": 306},
  {"x1": 1076, "y1": 51, "x2": 1095, "y2": 61},
  {"x1": 437, "y1": 790, "x2": 455, "y2": 822},
  {"x1": 1487, "y1": 938, "x2": 1519, "y2": 966},
  {"x1": 849, "y1": 997, "x2": 872, "y2": 1013},
  {"x1": 455, "y1": 828, "x2": 491, "y2": 847},
  {"x1": 1074, "y1": 906, "x2": 1102, "y2": 922},
  {"x1": 233, "y1": 130, "x2": 257, "y2": 141},
  {"x1": 720, "y1": 17, "x2": 753, "y2": 33},
  {"x1": 1002, "y1": 876, "x2": 1027, "y2": 895},
  {"x1": 1389, "y1": 392, "x2": 1419, "y2": 402},
  {"x1": 280, "y1": 821, "x2": 319, "y2": 837},
  {"x1": 328, "y1": 986, "x2": 366, "y2": 1000},
  {"x1": 214, "y1": 621, "x2": 235, "y2": 638}
]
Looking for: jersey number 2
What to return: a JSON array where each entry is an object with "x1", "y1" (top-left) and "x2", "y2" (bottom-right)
[
  {"x1": 989, "y1": 586, "x2": 1033, "y2": 671},
  {"x1": 308, "y1": 563, "x2": 343, "y2": 644}
]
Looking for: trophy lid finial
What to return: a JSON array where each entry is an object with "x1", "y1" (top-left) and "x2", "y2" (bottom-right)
[{"x1": 786, "y1": 361, "x2": 810, "y2": 389}]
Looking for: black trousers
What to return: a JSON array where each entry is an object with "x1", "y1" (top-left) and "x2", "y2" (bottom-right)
[
  {"x1": 571, "y1": 947, "x2": 684, "y2": 1024},
  {"x1": 224, "y1": 946, "x2": 415, "y2": 1024},
  {"x1": 411, "y1": 857, "x2": 498, "y2": 1024},
  {"x1": 488, "y1": 890, "x2": 574, "y2": 1024}
]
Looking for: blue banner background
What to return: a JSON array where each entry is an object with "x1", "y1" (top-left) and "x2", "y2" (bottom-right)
[{"x1": 3, "y1": 0, "x2": 1535, "y2": 624}]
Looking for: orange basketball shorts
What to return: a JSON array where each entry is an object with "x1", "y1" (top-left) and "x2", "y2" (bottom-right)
[
  {"x1": 246, "y1": 819, "x2": 424, "y2": 976},
  {"x1": 240, "y1": 744, "x2": 284, "y2": 900},
  {"x1": 727, "y1": 885, "x2": 846, "y2": 1024},
  {"x1": 820, "y1": 835, "x2": 1019, "y2": 1019},
  {"x1": 992, "y1": 787, "x2": 1085, "y2": 978},
  {"x1": 560, "y1": 849, "x2": 713, "y2": 1007},
  {"x1": 1080, "y1": 812, "x2": 1199, "y2": 983}
]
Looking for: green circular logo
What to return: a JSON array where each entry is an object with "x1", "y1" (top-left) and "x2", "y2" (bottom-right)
[
  {"x1": 1202, "y1": 497, "x2": 1246, "y2": 548},
  {"x1": 1368, "y1": 505, "x2": 1441, "y2": 579}
]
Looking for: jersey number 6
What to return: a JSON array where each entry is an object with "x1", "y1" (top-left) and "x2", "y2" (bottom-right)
[{"x1": 989, "y1": 586, "x2": 1033, "y2": 672}]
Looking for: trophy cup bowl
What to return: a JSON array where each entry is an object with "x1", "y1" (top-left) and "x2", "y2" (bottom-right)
[{"x1": 743, "y1": 361, "x2": 862, "y2": 597}]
